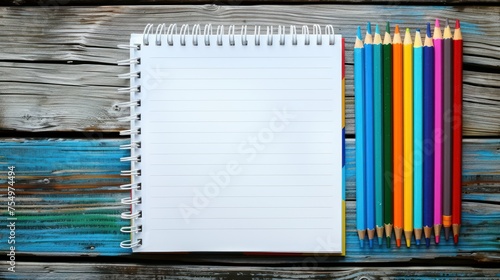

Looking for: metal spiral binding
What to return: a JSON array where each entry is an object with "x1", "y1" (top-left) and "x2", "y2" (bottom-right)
[
  {"x1": 117, "y1": 31, "x2": 143, "y2": 249},
  {"x1": 138, "y1": 24, "x2": 335, "y2": 47}
]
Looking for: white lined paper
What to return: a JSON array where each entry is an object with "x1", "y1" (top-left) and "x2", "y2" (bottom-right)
[{"x1": 132, "y1": 32, "x2": 343, "y2": 253}]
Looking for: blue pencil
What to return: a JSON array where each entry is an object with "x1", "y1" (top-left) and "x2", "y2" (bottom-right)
[
  {"x1": 413, "y1": 28, "x2": 424, "y2": 246},
  {"x1": 423, "y1": 23, "x2": 435, "y2": 247},
  {"x1": 355, "y1": 26, "x2": 366, "y2": 248},
  {"x1": 373, "y1": 24, "x2": 385, "y2": 246},
  {"x1": 364, "y1": 22, "x2": 375, "y2": 248}
]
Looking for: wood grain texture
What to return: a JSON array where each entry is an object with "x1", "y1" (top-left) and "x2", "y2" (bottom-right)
[
  {"x1": 0, "y1": 138, "x2": 498, "y2": 261},
  {"x1": 4, "y1": 0, "x2": 500, "y2": 6},
  {"x1": 0, "y1": 5, "x2": 498, "y2": 135},
  {"x1": 2, "y1": 263, "x2": 500, "y2": 279}
]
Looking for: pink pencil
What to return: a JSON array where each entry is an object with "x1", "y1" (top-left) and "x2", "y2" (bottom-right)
[{"x1": 433, "y1": 19, "x2": 443, "y2": 244}]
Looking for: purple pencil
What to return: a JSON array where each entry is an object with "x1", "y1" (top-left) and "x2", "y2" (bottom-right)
[{"x1": 433, "y1": 19, "x2": 443, "y2": 244}]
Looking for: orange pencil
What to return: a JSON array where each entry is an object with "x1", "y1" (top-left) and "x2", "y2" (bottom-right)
[{"x1": 392, "y1": 25, "x2": 404, "y2": 248}]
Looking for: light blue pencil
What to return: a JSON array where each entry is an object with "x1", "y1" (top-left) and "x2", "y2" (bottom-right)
[
  {"x1": 413, "y1": 28, "x2": 424, "y2": 245},
  {"x1": 373, "y1": 24, "x2": 384, "y2": 246},
  {"x1": 355, "y1": 26, "x2": 366, "y2": 248},
  {"x1": 364, "y1": 22, "x2": 375, "y2": 248}
]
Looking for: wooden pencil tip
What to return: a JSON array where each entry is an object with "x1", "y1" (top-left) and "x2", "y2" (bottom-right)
[{"x1": 456, "y1": 19, "x2": 460, "y2": 29}]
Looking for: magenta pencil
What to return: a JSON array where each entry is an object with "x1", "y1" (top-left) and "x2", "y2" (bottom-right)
[{"x1": 433, "y1": 19, "x2": 444, "y2": 244}]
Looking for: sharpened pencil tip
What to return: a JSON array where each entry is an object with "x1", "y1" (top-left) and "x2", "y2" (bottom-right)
[
  {"x1": 454, "y1": 234, "x2": 459, "y2": 244},
  {"x1": 435, "y1": 18, "x2": 440, "y2": 28},
  {"x1": 375, "y1": 24, "x2": 380, "y2": 34},
  {"x1": 386, "y1": 22, "x2": 390, "y2": 33},
  {"x1": 386, "y1": 236, "x2": 391, "y2": 248},
  {"x1": 378, "y1": 237, "x2": 383, "y2": 246},
  {"x1": 456, "y1": 19, "x2": 460, "y2": 29},
  {"x1": 367, "y1": 22, "x2": 371, "y2": 34},
  {"x1": 395, "y1": 25, "x2": 400, "y2": 34},
  {"x1": 446, "y1": 18, "x2": 450, "y2": 27},
  {"x1": 426, "y1": 22, "x2": 431, "y2": 37},
  {"x1": 435, "y1": 236, "x2": 440, "y2": 244},
  {"x1": 369, "y1": 239, "x2": 373, "y2": 248},
  {"x1": 416, "y1": 28, "x2": 420, "y2": 33},
  {"x1": 396, "y1": 239, "x2": 401, "y2": 247},
  {"x1": 359, "y1": 238, "x2": 364, "y2": 248},
  {"x1": 406, "y1": 27, "x2": 410, "y2": 34},
  {"x1": 406, "y1": 238, "x2": 411, "y2": 248},
  {"x1": 425, "y1": 238, "x2": 430, "y2": 247},
  {"x1": 357, "y1": 26, "x2": 362, "y2": 39},
  {"x1": 445, "y1": 227, "x2": 450, "y2": 241},
  {"x1": 416, "y1": 239, "x2": 421, "y2": 246}
]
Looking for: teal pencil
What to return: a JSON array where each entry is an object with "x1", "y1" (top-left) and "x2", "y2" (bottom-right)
[
  {"x1": 364, "y1": 22, "x2": 375, "y2": 248},
  {"x1": 373, "y1": 24, "x2": 384, "y2": 246},
  {"x1": 413, "y1": 29, "x2": 424, "y2": 245},
  {"x1": 355, "y1": 26, "x2": 366, "y2": 248}
]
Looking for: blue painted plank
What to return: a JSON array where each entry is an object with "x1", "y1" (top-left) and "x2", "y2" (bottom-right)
[{"x1": 0, "y1": 138, "x2": 498, "y2": 261}]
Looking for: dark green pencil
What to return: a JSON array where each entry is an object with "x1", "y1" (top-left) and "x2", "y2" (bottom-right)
[{"x1": 382, "y1": 22, "x2": 393, "y2": 248}]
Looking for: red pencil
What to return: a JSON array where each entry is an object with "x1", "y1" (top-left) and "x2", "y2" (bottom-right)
[{"x1": 452, "y1": 19, "x2": 463, "y2": 244}]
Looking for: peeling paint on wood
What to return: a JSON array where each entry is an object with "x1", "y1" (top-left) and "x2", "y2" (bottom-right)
[{"x1": 0, "y1": 138, "x2": 498, "y2": 262}]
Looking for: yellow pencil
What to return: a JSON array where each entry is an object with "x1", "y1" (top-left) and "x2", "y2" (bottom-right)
[{"x1": 403, "y1": 27, "x2": 413, "y2": 248}]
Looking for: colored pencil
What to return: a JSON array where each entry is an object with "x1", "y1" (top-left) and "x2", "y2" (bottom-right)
[
  {"x1": 383, "y1": 22, "x2": 394, "y2": 248},
  {"x1": 354, "y1": 26, "x2": 366, "y2": 248},
  {"x1": 392, "y1": 24, "x2": 404, "y2": 248},
  {"x1": 413, "y1": 28, "x2": 424, "y2": 246},
  {"x1": 423, "y1": 22, "x2": 435, "y2": 248},
  {"x1": 373, "y1": 24, "x2": 385, "y2": 246},
  {"x1": 452, "y1": 19, "x2": 463, "y2": 244},
  {"x1": 403, "y1": 27, "x2": 414, "y2": 248},
  {"x1": 433, "y1": 19, "x2": 444, "y2": 244},
  {"x1": 365, "y1": 22, "x2": 376, "y2": 248},
  {"x1": 442, "y1": 19, "x2": 453, "y2": 241}
]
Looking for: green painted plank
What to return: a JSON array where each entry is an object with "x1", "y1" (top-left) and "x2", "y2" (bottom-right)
[{"x1": 0, "y1": 138, "x2": 498, "y2": 262}]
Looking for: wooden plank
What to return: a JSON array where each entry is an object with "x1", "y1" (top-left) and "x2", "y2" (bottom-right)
[
  {"x1": 3, "y1": 0, "x2": 500, "y2": 6},
  {"x1": 1, "y1": 60, "x2": 498, "y2": 135},
  {"x1": 0, "y1": 5, "x2": 498, "y2": 133},
  {"x1": 0, "y1": 65, "x2": 499, "y2": 134},
  {"x1": 2, "y1": 263, "x2": 500, "y2": 279},
  {"x1": 0, "y1": 138, "x2": 498, "y2": 261},
  {"x1": 1, "y1": 6, "x2": 498, "y2": 66}
]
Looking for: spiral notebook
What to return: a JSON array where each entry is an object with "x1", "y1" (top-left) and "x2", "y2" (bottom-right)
[{"x1": 119, "y1": 24, "x2": 345, "y2": 254}]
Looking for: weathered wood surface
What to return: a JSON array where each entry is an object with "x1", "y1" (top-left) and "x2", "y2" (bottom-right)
[
  {"x1": 0, "y1": 5, "x2": 499, "y2": 135},
  {"x1": 0, "y1": 139, "x2": 498, "y2": 262},
  {"x1": 3, "y1": 0, "x2": 500, "y2": 6},
  {"x1": 2, "y1": 263, "x2": 500, "y2": 279}
]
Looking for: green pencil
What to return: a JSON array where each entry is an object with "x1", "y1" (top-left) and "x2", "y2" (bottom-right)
[{"x1": 382, "y1": 22, "x2": 393, "y2": 248}]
